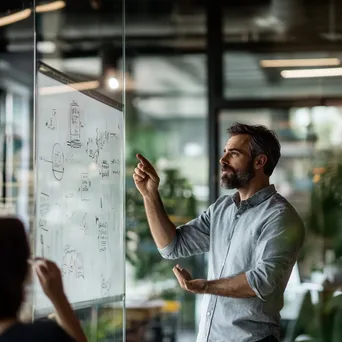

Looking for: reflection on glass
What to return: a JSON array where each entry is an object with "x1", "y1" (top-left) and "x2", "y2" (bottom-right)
[
  {"x1": 219, "y1": 107, "x2": 342, "y2": 341},
  {"x1": 125, "y1": 54, "x2": 207, "y2": 341}
]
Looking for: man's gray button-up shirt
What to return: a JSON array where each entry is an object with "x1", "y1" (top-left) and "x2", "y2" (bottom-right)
[{"x1": 158, "y1": 185, "x2": 305, "y2": 342}]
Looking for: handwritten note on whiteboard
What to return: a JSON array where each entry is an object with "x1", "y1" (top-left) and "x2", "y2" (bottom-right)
[{"x1": 34, "y1": 63, "x2": 124, "y2": 315}]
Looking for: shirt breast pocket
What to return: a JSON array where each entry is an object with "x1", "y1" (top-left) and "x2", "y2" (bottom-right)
[{"x1": 229, "y1": 222, "x2": 258, "y2": 270}]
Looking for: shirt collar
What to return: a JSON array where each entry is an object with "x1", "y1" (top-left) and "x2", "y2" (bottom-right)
[{"x1": 232, "y1": 184, "x2": 276, "y2": 208}]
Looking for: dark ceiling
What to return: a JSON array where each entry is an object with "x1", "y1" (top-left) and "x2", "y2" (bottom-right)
[
  {"x1": 1, "y1": 0, "x2": 342, "y2": 99},
  {"x1": 0, "y1": 0, "x2": 342, "y2": 57}
]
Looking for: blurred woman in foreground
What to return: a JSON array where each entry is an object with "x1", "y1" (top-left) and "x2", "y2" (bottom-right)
[{"x1": 0, "y1": 217, "x2": 87, "y2": 341}]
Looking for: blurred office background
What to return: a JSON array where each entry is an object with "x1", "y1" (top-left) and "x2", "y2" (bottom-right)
[{"x1": 1, "y1": 0, "x2": 342, "y2": 341}]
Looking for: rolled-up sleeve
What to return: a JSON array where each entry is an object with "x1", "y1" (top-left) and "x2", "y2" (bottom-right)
[
  {"x1": 246, "y1": 209, "x2": 305, "y2": 300},
  {"x1": 158, "y1": 206, "x2": 212, "y2": 260}
]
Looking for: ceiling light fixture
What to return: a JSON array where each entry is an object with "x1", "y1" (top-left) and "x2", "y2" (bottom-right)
[
  {"x1": 0, "y1": 9, "x2": 31, "y2": 27},
  {"x1": 36, "y1": 1, "x2": 66, "y2": 13},
  {"x1": 281, "y1": 67, "x2": 342, "y2": 78},
  {"x1": 261, "y1": 58, "x2": 340, "y2": 68},
  {"x1": 108, "y1": 77, "x2": 119, "y2": 90},
  {"x1": 37, "y1": 41, "x2": 57, "y2": 54}
]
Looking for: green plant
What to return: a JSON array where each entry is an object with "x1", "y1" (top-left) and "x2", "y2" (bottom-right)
[
  {"x1": 305, "y1": 154, "x2": 342, "y2": 342},
  {"x1": 307, "y1": 156, "x2": 342, "y2": 257},
  {"x1": 126, "y1": 168, "x2": 198, "y2": 283}
]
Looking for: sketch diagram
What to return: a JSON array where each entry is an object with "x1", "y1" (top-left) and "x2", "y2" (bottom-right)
[
  {"x1": 75, "y1": 253, "x2": 85, "y2": 279},
  {"x1": 96, "y1": 128, "x2": 109, "y2": 151},
  {"x1": 86, "y1": 137, "x2": 99, "y2": 164},
  {"x1": 40, "y1": 143, "x2": 65, "y2": 181},
  {"x1": 39, "y1": 192, "x2": 50, "y2": 231},
  {"x1": 100, "y1": 196, "x2": 109, "y2": 211},
  {"x1": 85, "y1": 127, "x2": 119, "y2": 169},
  {"x1": 64, "y1": 193, "x2": 76, "y2": 221},
  {"x1": 111, "y1": 159, "x2": 120, "y2": 176},
  {"x1": 100, "y1": 160, "x2": 110, "y2": 178},
  {"x1": 67, "y1": 100, "x2": 82, "y2": 148},
  {"x1": 100, "y1": 195, "x2": 111, "y2": 223},
  {"x1": 96, "y1": 217, "x2": 108, "y2": 252},
  {"x1": 80, "y1": 212, "x2": 88, "y2": 235},
  {"x1": 62, "y1": 245, "x2": 85, "y2": 279},
  {"x1": 101, "y1": 273, "x2": 111, "y2": 297},
  {"x1": 35, "y1": 68, "x2": 124, "y2": 310},
  {"x1": 46, "y1": 109, "x2": 57, "y2": 130},
  {"x1": 40, "y1": 233, "x2": 51, "y2": 259},
  {"x1": 51, "y1": 144, "x2": 64, "y2": 180},
  {"x1": 86, "y1": 128, "x2": 109, "y2": 164},
  {"x1": 110, "y1": 131, "x2": 119, "y2": 140},
  {"x1": 62, "y1": 246, "x2": 75, "y2": 276},
  {"x1": 78, "y1": 173, "x2": 91, "y2": 201}
]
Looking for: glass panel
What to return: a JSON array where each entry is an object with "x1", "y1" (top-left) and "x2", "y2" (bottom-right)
[
  {"x1": 223, "y1": 1, "x2": 342, "y2": 44},
  {"x1": 125, "y1": 54, "x2": 207, "y2": 341},
  {"x1": 224, "y1": 51, "x2": 342, "y2": 99},
  {"x1": 37, "y1": 0, "x2": 124, "y2": 105},
  {"x1": 0, "y1": 0, "x2": 35, "y2": 330},
  {"x1": 32, "y1": 0, "x2": 125, "y2": 340},
  {"x1": 219, "y1": 106, "x2": 342, "y2": 342},
  {"x1": 124, "y1": 5, "x2": 207, "y2": 339},
  {"x1": 0, "y1": 1, "x2": 34, "y2": 221},
  {"x1": 76, "y1": 300, "x2": 124, "y2": 342},
  {"x1": 223, "y1": 1, "x2": 342, "y2": 99}
]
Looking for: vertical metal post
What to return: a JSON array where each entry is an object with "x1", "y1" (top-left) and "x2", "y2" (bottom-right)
[
  {"x1": 5, "y1": 93, "x2": 14, "y2": 204},
  {"x1": 122, "y1": 0, "x2": 126, "y2": 341},
  {"x1": 90, "y1": 305, "x2": 99, "y2": 342},
  {"x1": 206, "y1": 0, "x2": 223, "y2": 204}
]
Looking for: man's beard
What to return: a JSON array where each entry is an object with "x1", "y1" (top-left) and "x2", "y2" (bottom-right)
[{"x1": 220, "y1": 160, "x2": 255, "y2": 189}]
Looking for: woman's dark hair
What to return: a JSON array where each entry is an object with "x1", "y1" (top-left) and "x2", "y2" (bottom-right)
[
  {"x1": 227, "y1": 123, "x2": 281, "y2": 176},
  {"x1": 0, "y1": 217, "x2": 30, "y2": 319}
]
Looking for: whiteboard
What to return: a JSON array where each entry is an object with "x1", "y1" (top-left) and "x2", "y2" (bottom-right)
[{"x1": 34, "y1": 62, "x2": 124, "y2": 315}]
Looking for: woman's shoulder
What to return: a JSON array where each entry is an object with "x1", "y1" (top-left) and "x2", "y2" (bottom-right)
[{"x1": 0, "y1": 321, "x2": 75, "y2": 341}]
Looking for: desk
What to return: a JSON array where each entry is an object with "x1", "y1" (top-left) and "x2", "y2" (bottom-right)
[
  {"x1": 126, "y1": 299, "x2": 181, "y2": 342},
  {"x1": 126, "y1": 300, "x2": 164, "y2": 342}
]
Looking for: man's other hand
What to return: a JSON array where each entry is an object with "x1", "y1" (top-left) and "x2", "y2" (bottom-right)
[{"x1": 173, "y1": 264, "x2": 208, "y2": 294}]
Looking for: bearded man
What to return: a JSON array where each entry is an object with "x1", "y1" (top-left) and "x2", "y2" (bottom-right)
[{"x1": 133, "y1": 123, "x2": 305, "y2": 342}]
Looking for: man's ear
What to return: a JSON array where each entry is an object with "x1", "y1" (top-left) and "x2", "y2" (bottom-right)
[{"x1": 254, "y1": 155, "x2": 267, "y2": 170}]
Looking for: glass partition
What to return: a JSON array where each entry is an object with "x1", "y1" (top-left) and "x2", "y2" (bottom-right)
[
  {"x1": 219, "y1": 105, "x2": 342, "y2": 341},
  {"x1": 221, "y1": 2, "x2": 342, "y2": 338},
  {"x1": 1, "y1": 1, "x2": 125, "y2": 341},
  {"x1": 125, "y1": 53, "x2": 208, "y2": 341},
  {"x1": 34, "y1": 1, "x2": 126, "y2": 340},
  {"x1": 0, "y1": 1, "x2": 34, "y2": 224}
]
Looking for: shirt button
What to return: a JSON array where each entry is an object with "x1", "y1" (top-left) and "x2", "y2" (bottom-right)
[
  {"x1": 207, "y1": 311, "x2": 211, "y2": 316},
  {"x1": 236, "y1": 214, "x2": 240, "y2": 219}
]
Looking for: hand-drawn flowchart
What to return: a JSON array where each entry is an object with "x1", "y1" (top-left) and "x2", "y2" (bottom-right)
[
  {"x1": 67, "y1": 100, "x2": 83, "y2": 148},
  {"x1": 62, "y1": 245, "x2": 85, "y2": 279},
  {"x1": 40, "y1": 143, "x2": 65, "y2": 181},
  {"x1": 35, "y1": 67, "x2": 124, "y2": 313}
]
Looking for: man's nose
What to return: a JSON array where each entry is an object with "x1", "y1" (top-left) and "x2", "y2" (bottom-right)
[{"x1": 220, "y1": 154, "x2": 229, "y2": 165}]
